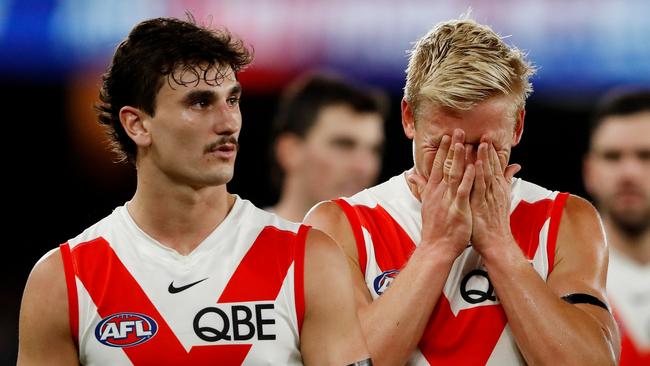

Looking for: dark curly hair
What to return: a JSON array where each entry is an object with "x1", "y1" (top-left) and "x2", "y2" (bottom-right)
[{"x1": 96, "y1": 15, "x2": 253, "y2": 164}]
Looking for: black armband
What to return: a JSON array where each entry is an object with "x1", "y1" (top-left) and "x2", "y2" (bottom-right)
[
  {"x1": 347, "y1": 359, "x2": 373, "y2": 366},
  {"x1": 561, "y1": 293, "x2": 609, "y2": 312}
]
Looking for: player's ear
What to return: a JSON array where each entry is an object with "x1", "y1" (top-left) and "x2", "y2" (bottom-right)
[
  {"x1": 275, "y1": 133, "x2": 304, "y2": 174},
  {"x1": 402, "y1": 98, "x2": 416, "y2": 140},
  {"x1": 511, "y1": 108, "x2": 525, "y2": 147},
  {"x1": 120, "y1": 106, "x2": 152, "y2": 147}
]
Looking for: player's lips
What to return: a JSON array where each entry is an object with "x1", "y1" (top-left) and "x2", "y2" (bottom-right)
[
  {"x1": 615, "y1": 192, "x2": 645, "y2": 202},
  {"x1": 612, "y1": 187, "x2": 648, "y2": 204},
  {"x1": 208, "y1": 143, "x2": 237, "y2": 159},
  {"x1": 205, "y1": 135, "x2": 239, "y2": 159}
]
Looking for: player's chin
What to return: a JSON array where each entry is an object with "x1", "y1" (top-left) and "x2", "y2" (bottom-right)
[
  {"x1": 202, "y1": 167, "x2": 235, "y2": 186},
  {"x1": 612, "y1": 202, "x2": 649, "y2": 219},
  {"x1": 613, "y1": 195, "x2": 647, "y2": 210}
]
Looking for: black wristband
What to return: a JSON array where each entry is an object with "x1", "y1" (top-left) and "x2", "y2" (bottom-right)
[
  {"x1": 561, "y1": 293, "x2": 609, "y2": 312},
  {"x1": 347, "y1": 359, "x2": 373, "y2": 366}
]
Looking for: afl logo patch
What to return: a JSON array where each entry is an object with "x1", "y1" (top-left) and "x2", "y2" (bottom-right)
[
  {"x1": 373, "y1": 269, "x2": 399, "y2": 295},
  {"x1": 95, "y1": 312, "x2": 158, "y2": 348}
]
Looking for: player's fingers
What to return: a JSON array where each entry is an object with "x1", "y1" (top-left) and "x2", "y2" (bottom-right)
[
  {"x1": 504, "y1": 163, "x2": 521, "y2": 184},
  {"x1": 473, "y1": 159, "x2": 487, "y2": 200},
  {"x1": 451, "y1": 128, "x2": 465, "y2": 146},
  {"x1": 448, "y1": 143, "x2": 466, "y2": 192},
  {"x1": 497, "y1": 151, "x2": 508, "y2": 173},
  {"x1": 443, "y1": 129, "x2": 465, "y2": 180},
  {"x1": 477, "y1": 141, "x2": 492, "y2": 178},
  {"x1": 489, "y1": 143, "x2": 502, "y2": 177},
  {"x1": 406, "y1": 170, "x2": 428, "y2": 197},
  {"x1": 457, "y1": 163, "x2": 475, "y2": 210},
  {"x1": 464, "y1": 144, "x2": 474, "y2": 165},
  {"x1": 431, "y1": 135, "x2": 451, "y2": 184}
]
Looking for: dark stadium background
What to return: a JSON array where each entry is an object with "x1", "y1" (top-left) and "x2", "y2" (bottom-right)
[{"x1": 2, "y1": 0, "x2": 649, "y2": 363}]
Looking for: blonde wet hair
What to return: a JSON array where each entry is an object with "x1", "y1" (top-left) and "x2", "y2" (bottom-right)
[{"x1": 404, "y1": 18, "x2": 535, "y2": 114}]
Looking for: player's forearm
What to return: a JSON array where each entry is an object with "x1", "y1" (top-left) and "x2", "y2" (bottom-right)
[
  {"x1": 359, "y1": 244, "x2": 456, "y2": 366},
  {"x1": 482, "y1": 246, "x2": 617, "y2": 366}
]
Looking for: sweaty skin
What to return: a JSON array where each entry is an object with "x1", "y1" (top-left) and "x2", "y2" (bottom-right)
[{"x1": 306, "y1": 95, "x2": 618, "y2": 365}]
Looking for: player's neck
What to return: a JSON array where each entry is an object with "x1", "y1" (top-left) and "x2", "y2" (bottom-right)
[
  {"x1": 604, "y1": 218, "x2": 650, "y2": 265},
  {"x1": 127, "y1": 171, "x2": 235, "y2": 256},
  {"x1": 273, "y1": 177, "x2": 317, "y2": 222}
]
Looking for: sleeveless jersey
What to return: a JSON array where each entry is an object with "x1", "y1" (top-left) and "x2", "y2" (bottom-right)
[
  {"x1": 607, "y1": 248, "x2": 650, "y2": 365},
  {"x1": 334, "y1": 173, "x2": 568, "y2": 365},
  {"x1": 60, "y1": 196, "x2": 307, "y2": 365}
]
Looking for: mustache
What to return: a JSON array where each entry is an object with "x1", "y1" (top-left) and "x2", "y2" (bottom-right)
[
  {"x1": 614, "y1": 182, "x2": 646, "y2": 196},
  {"x1": 204, "y1": 135, "x2": 239, "y2": 153}
]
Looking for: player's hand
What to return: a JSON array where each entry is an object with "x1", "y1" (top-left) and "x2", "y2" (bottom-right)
[
  {"x1": 407, "y1": 129, "x2": 475, "y2": 260},
  {"x1": 469, "y1": 138, "x2": 520, "y2": 256}
]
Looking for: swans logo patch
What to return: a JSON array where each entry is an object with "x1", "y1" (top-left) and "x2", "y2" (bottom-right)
[
  {"x1": 95, "y1": 312, "x2": 158, "y2": 347},
  {"x1": 373, "y1": 270, "x2": 399, "y2": 295}
]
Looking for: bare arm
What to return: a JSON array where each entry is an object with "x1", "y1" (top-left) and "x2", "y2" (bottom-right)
[
  {"x1": 306, "y1": 131, "x2": 475, "y2": 365},
  {"x1": 18, "y1": 249, "x2": 79, "y2": 366},
  {"x1": 471, "y1": 142, "x2": 619, "y2": 365},
  {"x1": 299, "y1": 228, "x2": 370, "y2": 365},
  {"x1": 306, "y1": 203, "x2": 459, "y2": 366},
  {"x1": 481, "y1": 196, "x2": 618, "y2": 365}
]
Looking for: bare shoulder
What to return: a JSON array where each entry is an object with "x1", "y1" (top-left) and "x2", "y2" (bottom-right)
[
  {"x1": 22, "y1": 248, "x2": 68, "y2": 312},
  {"x1": 562, "y1": 194, "x2": 604, "y2": 229},
  {"x1": 549, "y1": 194, "x2": 607, "y2": 295},
  {"x1": 557, "y1": 194, "x2": 607, "y2": 259},
  {"x1": 304, "y1": 200, "x2": 358, "y2": 262},
  {"x1": 18, "y1": 248, "x2": 77, "y2": 365},
  {"x1": 304, "y1": 200, "x2": 349, "y2": 233},
  {"x1": 303, "y1": 228, "x2": 348, "y2": 271}
]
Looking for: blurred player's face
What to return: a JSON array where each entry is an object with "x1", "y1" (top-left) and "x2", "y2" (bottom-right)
[
  {"x1": 141, "y1": 66, "x2": 242, "y2": 188},
  {"x1": 402, "y1": 94, "x2": 523, "y2": 180},
  {"x1": 584, "y1": 113, "x2": 650, "y2": 233},
  {"x1": 298, "y1": 104, "x2": 384, "y2": 201}
]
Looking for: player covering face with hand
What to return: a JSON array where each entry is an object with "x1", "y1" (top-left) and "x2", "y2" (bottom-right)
[{"x1": 305, "y1": 17, "x2": 619, "y2": 365}]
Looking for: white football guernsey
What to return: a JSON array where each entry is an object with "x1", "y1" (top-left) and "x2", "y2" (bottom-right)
[
  {"x1": 334, "y1": 173, "x2": 569, "y2": 365},
  {"x1": 60, "y1": 196, "x2": 307, "y2": 365},
  {"x1": 607, "y1": 247, "x2": 650, "y2": 365}
]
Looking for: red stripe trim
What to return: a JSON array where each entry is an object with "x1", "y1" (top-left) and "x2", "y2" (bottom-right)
[
  {"x1": 419, "y1": 295, "x2": 508, "y2": 364},
  {"x1": 59, "y1": 242, "x2": 79, "y2": 345},
  {"x1": 354, "y1": 205, "x2": 415, "y2": 272},
  {"x1": 342, "y1": 202, "x2": 510, "y2": 364},
  {"x1": 72, "y1": 237, "x2": 252, "y2": 364},
  {"x1": 218, "y1": 226, "x2": 299, "y2": 302},
  {"x1": 333, "y1": 199, "x2": 367, "y2": 275},
  {"x1": 294, "y1": 225, "x2": 309, "y2": 334},
  {"x1": 547, "y1": 192, "x2": 569, "y2": 274},
  {"x1": 510, "y1": 199, "x2": 554, "y2": 259},
  {"x1": 614, "y1": 307, "x2": 650, "y2": 365}
]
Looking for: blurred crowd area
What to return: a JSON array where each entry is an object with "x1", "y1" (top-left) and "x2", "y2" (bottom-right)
[{"x1": 2, "y1": 0, "x2": 649, "y2": 363}]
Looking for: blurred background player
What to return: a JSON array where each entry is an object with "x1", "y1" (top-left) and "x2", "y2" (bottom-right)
[
  {"x1": 268, "y1": 72, "x2": 388, "y2": 221},
  {"x1": 583, "y1": 89, "x2": 650, "y2": 365},
  {"x1": 6, "y1": 2, "x2": 650, "y2": 364}
]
